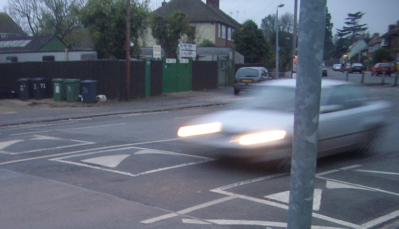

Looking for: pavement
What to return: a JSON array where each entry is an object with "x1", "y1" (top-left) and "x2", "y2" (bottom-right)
[{"x1": 0, "y1": 86, "x2": 236, "y2": 127}]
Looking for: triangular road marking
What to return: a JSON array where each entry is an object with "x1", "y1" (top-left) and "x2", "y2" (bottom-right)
[
  {"x1": 81, "y1": 154, "x2": 130, "y2": 168},
  {"x1": 264, "y1": 189, "x2": 322, "y2": 211},
  {"x1": 326, "y1": 180, "x2": 369, "y2": 191},
  {"x1": 0, "y1": 140, "x2": 23, "y2": 150}
]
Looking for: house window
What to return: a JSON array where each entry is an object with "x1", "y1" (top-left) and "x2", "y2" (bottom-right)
[
  {"x1": 43, "y1": 56, "x2": 55, "y2": 61},
  {"x1": 6, "y1": 56, "x2": 18, "y2": 63},
  {"x1": 221, "y1": 25, "x2": 226, "y2": 39},
  {"x1": 218, "y1": 24, "x2": 222, "y2": 38},
  {"x1": 227, "y1": 27, "x2": 232, "y2": 41}
]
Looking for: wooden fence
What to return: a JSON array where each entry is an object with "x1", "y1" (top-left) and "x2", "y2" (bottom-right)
[{"x1": 0, "y1": 60, "x2": 219, "y2": 100}]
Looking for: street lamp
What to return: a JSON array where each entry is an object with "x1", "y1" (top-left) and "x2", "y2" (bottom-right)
[{"x1": 275, "y1": 3, "x2": 284, "y2": 79}]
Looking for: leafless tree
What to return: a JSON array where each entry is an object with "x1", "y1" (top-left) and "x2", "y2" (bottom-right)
[{"x1": 6, "y1": 0, "x2": 84, "y2": 41}]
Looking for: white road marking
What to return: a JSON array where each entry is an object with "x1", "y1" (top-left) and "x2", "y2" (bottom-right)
[
  {"x1": 356, "y1": 169, "x2": 399, "y2": 176},
  {"x1": 51, "y1": 146, "x2": 212, "y2": 177},
  {"x1": 326, "y1": 180, "x2": 370, "y2": 191},
  {"x1": 81, "y1": 154, "x2": 130, "y2": 168},
  {"x1": 182, "y1": 218, "x2": 211, "y2": 224},
  {"x1": 0, "y1": 140, "x2": 23, "y2": 150},
  {"x1": 0, "y1": 138, "x2": 181, "y2": 165},
  {"x1": 11, "y1": 123, "x2": 126, "y2": 136},
  {"x1": 212, "y1": 189, "x2": 360, "y2": 228},
  {"x1": 316, "y1": 169, "x2": 340, "y2": 176},
  {"x1": 361, "y1": 210, "x2": 399, "y2": 228},
  {"x1": 319, "y1": 177, "x2": 399, "y2": 197},
  {"x1": 264, "y1": 189, "x2": 322, "y2": 211},
  {"x1": 133, "y1": 148, "x2": 210, "y2": 159},
  {"x1": 183, "y1": 219, "x2": 347, "y2": 228},
  {"x1": 141, "y1": 196, "x2": 236, "y2": 224},
  {"x1": 339, "y1": 165, "x2": 361, "y2": 170}
]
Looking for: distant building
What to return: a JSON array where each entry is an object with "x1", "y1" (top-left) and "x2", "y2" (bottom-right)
[
  {"x1": 0, "y1": 12, "x2": 27, "y2": 39},
  {"x1": 380, "y1": 21, "x2": 399, "y2": 60},
  {"x1": 140, "y1": 0, "x2": 240, "y2": 49},
  {"x1": 347, "y1": 40, "x2": 367, "y2": 62},
  {"x1": 0, "y1": 36, "x2": 97, "y2": 63},
  {"x1": 0, "y1": 13, "x2": 97, "y2": 63}
]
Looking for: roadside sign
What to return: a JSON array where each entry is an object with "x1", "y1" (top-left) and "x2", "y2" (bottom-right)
[
  {"x1": 153, "y1": 45, "x2": 161, "y2": 59},
  {"x1": 179, "y1": 43, "x2": 196, "y2": 59}
]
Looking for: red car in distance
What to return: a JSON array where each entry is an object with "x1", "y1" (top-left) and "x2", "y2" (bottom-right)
[{"x1": 371, "y1": 63, "x2": 392, "y2": 76}]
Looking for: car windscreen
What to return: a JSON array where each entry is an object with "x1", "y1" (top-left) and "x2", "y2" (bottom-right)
[
  {"x1": 380, "y1": 64, "x2": 391, "y2": 67},
  {"x1": 236, "y1": 69, "x2": 258, "y2": 78},
  {"x1": 233, "y1": 86, "x2": 296, "y2": 112}
]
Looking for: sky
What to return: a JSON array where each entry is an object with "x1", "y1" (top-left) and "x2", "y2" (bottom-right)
[{"x1": 1, "y1": 0, "x2": 398, "y2": 36}]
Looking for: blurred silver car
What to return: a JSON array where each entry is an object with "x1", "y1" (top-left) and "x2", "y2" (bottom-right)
[
  {"x1": 233, "y1": 67, "x2": 271, "y2": 95},
  {"x1": 178, "y1": 79, "x2": 390, "y2": 161}
]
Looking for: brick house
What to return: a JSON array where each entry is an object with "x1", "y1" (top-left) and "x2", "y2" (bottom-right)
[
  {"x1": 140, "y1": 0, "x2": 241, "y2": 48},
  {"x1": 380, "y1": 21, "x2": 399, "y2": 60}
]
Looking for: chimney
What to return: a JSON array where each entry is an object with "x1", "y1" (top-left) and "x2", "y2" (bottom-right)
[
  {"x1": 388, "y1": 24, "x2": 395, "y2": 31},
  {"x1": 162, "y1": 0, "x2": 166, "y2": 7},
  {"x1": 206, "y1": 0, "x2": 219, "y2": 9}
]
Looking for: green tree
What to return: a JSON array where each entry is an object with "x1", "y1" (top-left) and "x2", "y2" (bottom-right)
[
  {"x1": 334, "y1": 11, "x2": 367, "y2": 58},
  {"x1": 80, "y1": 0, "x2": 149, "y2": 59},
  {"x1": 260, "y1": 13, "x2": 294, "y2": 70},
  {"x1": 373, "y1": 48, "x2": 394, "y2": 63},
  {"x1": 234, "y1": 20, "x2": 270, "y2": 64},
  {"x1": 198, "y1": 39, "x2": 215, "y2": 47},
  {"x1": 336, "y1": 12, "x2": 368, "y2": 41},
  {"x1": 323, "y1": 7, "x2": 334, "y2": 61},
  {"x1": 151, "y1": 10, "x2": 195, "y2": 58}
]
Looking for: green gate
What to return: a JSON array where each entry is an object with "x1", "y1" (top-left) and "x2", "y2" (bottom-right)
[
  {"x1": 162, "y1": 58, "x2": 192, "y2": 93},
  {"x1": 217, "y1": 56, "x2": 234, "y2": 86}
]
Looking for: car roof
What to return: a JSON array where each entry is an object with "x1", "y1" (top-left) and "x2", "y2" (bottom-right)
[
  {"x1": 255, "y1": 79, "x2": 351, "y2": 88},
  {"x1": 238, "y1": 67, "x2": 265, "y2": 70}
]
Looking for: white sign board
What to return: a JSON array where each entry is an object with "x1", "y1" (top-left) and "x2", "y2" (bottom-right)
[
  {"x1": 153, "y1": 45, "x2": 161, "y2": 58},
  {"x1": 179, "y1": 43, "x2": 196, "y2": 51}
]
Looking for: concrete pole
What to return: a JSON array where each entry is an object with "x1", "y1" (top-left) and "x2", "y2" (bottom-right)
[
  {"x1": 287, "y1": 0, "x2": 326, "y2": 228},
  {"x1": 394, "y1": 71, "x2": 398, "y2": 86},
  {"x1": 125, "y1": 0, "x2": 131, "y2": 101},
  {"x1": 361, "y1": 70, "x2": 365, "y2": 84},
  {"x1": 275, "y1": 7, "x2": 279, "y2": 79},
  {"x1": 291, "y1": 0, "x2": 298, "y2": 78},
  {"x1": 275, "y1": 4, "x2": 284, "y2": 79},
  {"x1": 382, "y1": 71, "x2": 386, "y2": 85}
]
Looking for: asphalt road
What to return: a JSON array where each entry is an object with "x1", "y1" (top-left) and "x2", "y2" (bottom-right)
[{"x1": 0, "y1": 68, "x2": 398, "y2": 228}]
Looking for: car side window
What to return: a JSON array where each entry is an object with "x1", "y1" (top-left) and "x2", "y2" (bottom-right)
[
  {"x1": 261, "y1": 69, "x2": 268, "y2": 76},
  {"x1": 326, "y1": 85, "x2": 365, "y2": 110}
]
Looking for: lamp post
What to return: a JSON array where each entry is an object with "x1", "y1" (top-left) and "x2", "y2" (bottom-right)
[{"x1": 275, "y1": 3, "x2": 285, "y2": 79}]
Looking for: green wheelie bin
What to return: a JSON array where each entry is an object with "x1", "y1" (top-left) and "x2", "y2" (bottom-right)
[
  {"x1": 52, "y1": 78, "x2": 66, "y2": 101},
  {"x1": 64, "y1": 79, "x2": 81, "y2": 102}
]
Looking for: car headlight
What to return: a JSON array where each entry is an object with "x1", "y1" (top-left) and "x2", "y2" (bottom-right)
[
  {"x1": 232, "y1": 130, "x2": 287, "y2": 145},
  {"x1": 178, "y1": 122, "x2": 222, "y2": 137}
]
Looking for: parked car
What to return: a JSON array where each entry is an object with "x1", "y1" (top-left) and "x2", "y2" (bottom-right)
[
  {"x1": 333, "y1": 64, "x2": 342, "y2": 71},
  {"x1": 178, "y1": 79, "x2": 390, "y2": 162},
  {"x1": 322, "y1": 64, "x2": 328, "y2": 77},
  {"x1": 349, "y1": 63, "x2": 364, "y2": 73},
  {"x1": 344, "y1": 63, "x2": 351, "y2": 71},
  {"x1": 233, "y1": 67, "x2": 271, "y2": 95},
  {"x1": 371, "y1": 63, "x2": 392, "y2": 76}
]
